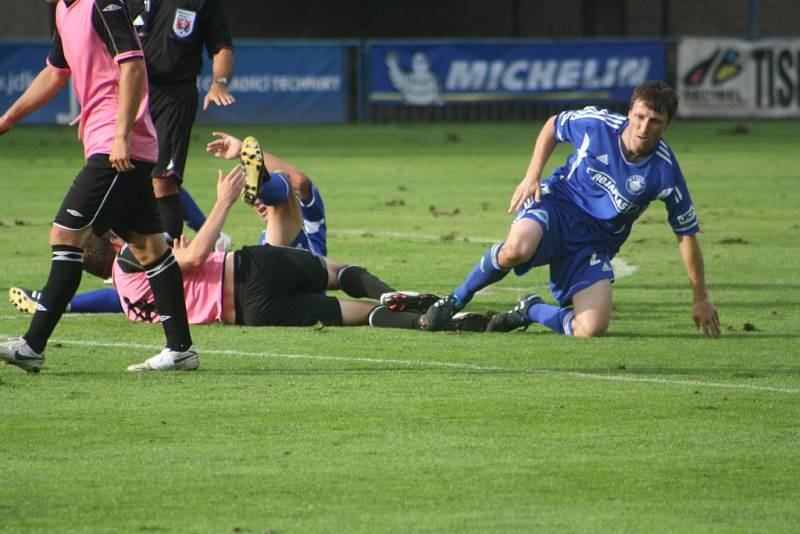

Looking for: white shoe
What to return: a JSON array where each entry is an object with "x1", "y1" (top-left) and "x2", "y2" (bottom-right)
[
  {"x1": 127, "y1": 345, "x2": 199, "y2": 372},
  {"x1": 214, "y1": 231, "x2": 233, "y2": 252},
  {"x1": 0, "y1": 337, "x2": 45, "y2": 373}
]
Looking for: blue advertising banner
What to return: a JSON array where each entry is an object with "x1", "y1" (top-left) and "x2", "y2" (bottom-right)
[
  {"x1": 0, "y1": 41, "x2": 76, "y2": 124},
  {"x1": 368, "y1": 40, "x2": 665, "y2": 105},
  {"x1": 0, "y1": 41, "x2": 349, "y2": 125},
  {"x1": 195, "y1": 42, "x2": 349, "y2": 124}
]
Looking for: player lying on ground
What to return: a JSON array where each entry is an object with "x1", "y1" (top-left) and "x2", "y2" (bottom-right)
[
  {"x1": 10, "y1": 132, "x2": 326, "y2": 315},
  {"x1": 45, "y1": 141, "x2": 488, "y2": 357},
  {"x1": 420, "y1": 81, "x2": 721, "y2": 338}
]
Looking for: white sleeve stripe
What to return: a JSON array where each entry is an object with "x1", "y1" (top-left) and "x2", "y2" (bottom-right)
[
  {"x1": 571, "y1": 108, "x2": 625, "y2": 122},
  {"x1": 571, "y1": 111, "x2": 625, "y2": 124},
  {"x1": 656, "y1": 152, "x2": 672, "y2": 165},
  {"x1": 673, "y1": 223, "x2": 699, "y2": 232}
]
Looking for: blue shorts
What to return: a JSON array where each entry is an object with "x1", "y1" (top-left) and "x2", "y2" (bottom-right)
[{"x1": 513, "y1": 194, "x2": 614, "y2": 306}]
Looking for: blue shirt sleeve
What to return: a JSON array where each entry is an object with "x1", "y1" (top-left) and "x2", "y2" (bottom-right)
[
  {"x1": 554, "y1": 106, "x2": 626, "y2": 148},
  {"x1": 659, "y1": 155, "x2": 700, "y2": 235}
]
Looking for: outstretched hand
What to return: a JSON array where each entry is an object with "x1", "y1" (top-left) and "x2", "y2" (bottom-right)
[
  {"x1": 202, "y1": 83, "x2": 235, "y2": 110},
  {"x1": 206, "y1": 131, "x2": 243, "y2": 160},
  {"x1": 692, "y1": 298, "x2": 721, "y2": 338},
  {"x1": 508, "y1": 176, "x2": 541, "y2": 213},
  {"x1": 218, "y1": 164, "x2": 245, "y2": 206}
]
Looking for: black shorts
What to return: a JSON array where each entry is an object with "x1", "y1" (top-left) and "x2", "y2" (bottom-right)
[
  {"x1": 54, "y1": 154, "x2": 162, "y2": 240},
  {"x1": 233, "y1": 245, "x2": 343, "y2": 327},
  {"x1": 149, "y1": 82, "x2": 198, "y2": 181}
]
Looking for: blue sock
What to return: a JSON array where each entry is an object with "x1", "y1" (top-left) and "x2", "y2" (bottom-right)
[
  {"x1": 258, "y1": 172, "x2": 291, "y2": 205},
  {"x1": 69, "y1": 287, "x2": 123, "y2": 313},
  {"x1": 453, "y1": 242, "x2": 510, "y2": 307},
  {"x1": 527, "y1": 303, "x2": 575, "y2": 336},
  {"x1": 180, "y1": 188, "x2": 206, "y2": 232}
]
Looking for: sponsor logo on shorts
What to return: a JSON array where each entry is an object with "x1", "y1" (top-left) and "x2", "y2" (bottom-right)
[
  {"x1": 66, "y1": 209, "x2": 83, "y2": 218},
  {"x1": 102, "y1": 3, "x2": 123, "y2": 13}
]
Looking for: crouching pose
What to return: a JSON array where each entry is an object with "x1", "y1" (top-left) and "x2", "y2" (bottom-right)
[{"x1": 421, "y1": 81, "x2": 720, "y2": 338}]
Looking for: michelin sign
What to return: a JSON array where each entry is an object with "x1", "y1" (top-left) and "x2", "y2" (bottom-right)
[{"x1": 369, "y1": 41, "x2": 665, "y2": 105}]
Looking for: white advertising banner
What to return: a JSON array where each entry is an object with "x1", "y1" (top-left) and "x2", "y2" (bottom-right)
[{"x1": 677, "y1": 37, "x2": 800, "y2": 117}]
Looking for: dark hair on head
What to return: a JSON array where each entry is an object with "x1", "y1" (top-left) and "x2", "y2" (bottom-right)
[
  {"x1": 83, "y1": 232, "x2": 117, "y2": 280},
  {"x1": 630, "y1": 80, "x2": 679, "y2": 121}
]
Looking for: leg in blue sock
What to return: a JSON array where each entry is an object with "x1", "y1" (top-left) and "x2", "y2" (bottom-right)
[
  {"x1": 452, "y1": 242, "x2": 510, "y2": 309},
  {"x1": 180, "y1": 188, "x2": 207, "y2": 232},
  {"x1": 69, "y1": 287, "x2": 123, "y2": 313},
  {"x1": 258, "y1": 171, "x2": 291, "y2": 205},
  {"x1": 527, "y1": 303, "x2": 575, "y2": 335}
]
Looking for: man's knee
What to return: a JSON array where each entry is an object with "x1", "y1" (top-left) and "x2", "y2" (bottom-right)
[
  {"x1": 572, "y1": 315, "x2": 609, "y2": 337},
  {"x1": 497, "y1": 240, "x2": 534, "y2": 267},
  {"x1": 49, "y1": 225, "x2": 91, "y2": 248}
]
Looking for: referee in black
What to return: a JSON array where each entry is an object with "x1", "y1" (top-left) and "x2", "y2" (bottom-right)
[{"x1": 128, "y1": 0, "x2": 235, "y2": 241}]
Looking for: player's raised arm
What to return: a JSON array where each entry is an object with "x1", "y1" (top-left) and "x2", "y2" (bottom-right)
[
  {"x1": 508, "y1": 115, "x2": 558, "y2": 213},
  {"x1": 0, "y1": 67, "x2": 69, "y2": 135},
  {"x1": 173, "y1": 165, "x2": 244, "y2": 271},
  {"x1": 677, "y1": 234, "x2": 721, "y2": 337},
  {"x1": 206, "y1": 130, "x2": 243, "y2": 159}
]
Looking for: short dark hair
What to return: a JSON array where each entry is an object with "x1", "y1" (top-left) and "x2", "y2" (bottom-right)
[
  {"x1": 83, "y1": 232, "x2": 117, "y2": 280},
  {"x1": 630, "y1": 81, "x2": 679, "y2": 121}
]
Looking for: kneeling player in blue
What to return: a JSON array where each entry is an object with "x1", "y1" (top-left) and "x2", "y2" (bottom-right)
[{"x1": 421, "y1": 81, "x2": 721, "y2": 338}]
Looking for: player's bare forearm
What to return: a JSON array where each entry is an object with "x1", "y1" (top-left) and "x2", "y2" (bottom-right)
[
  {"x1": 111, "y1": 59, "x2": 146, "y2": 171},
  {"x1": 677, "y1": 234, "x2": 721, "y2": 337},
  {"x1": 204, "y1": 48, "x2": 235, "y2": 109},
  {"x1": 115, "y1": 59, "x2": 146, "y2": 141},
  {"x1": 0, "y1": 67, "x2": 69, "y2": 133},
  {"x1": 174, "y1": 165, "x2": 244, "y2": 271},
  {"x1": 508, "y1": 115, "x2": 557, "y2": 212}
]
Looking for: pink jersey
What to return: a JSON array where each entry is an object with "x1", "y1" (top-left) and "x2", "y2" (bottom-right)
[
  {"x1": 113, "y1": 252, "x2": 226, "y2": 324},
  {"x1": 50, "y1": 0, "x2": 157, "y2": 162}
]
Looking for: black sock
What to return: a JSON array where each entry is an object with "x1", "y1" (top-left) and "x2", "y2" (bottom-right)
[
  {"x1": 368, "y1": 305, "x2": 422, "y2": 330},
  {"x1": 143, "y1": 250, "x2": 193, "y2": 351},
  {"x1": 157, "y1": 193, "x2": 183, "y2": 242},
  {"x1": 24, "y1": 245, "x2": 84, "y2": 353},
  {"x1": 337, "y1": 265, "x2": 394, "y2": 299}
]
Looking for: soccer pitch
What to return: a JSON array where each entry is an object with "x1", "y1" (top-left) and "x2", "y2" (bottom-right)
[{"x1": 1, "y1": 121, "x2": 798, "y2": 532}]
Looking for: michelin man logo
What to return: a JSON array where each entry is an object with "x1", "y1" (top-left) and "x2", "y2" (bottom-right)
[{"x1": 386, "y1": 52, "x2": 443, "y2": 106}]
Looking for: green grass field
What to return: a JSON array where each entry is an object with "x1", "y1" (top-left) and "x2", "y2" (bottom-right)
[{"x1": 1, "y1": 121, "x2": 798, "y2": 533}]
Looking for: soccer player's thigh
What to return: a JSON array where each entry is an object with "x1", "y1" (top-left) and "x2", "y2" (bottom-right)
[
  {"x1": 499, "y1": 215, "x2": 544, "y2": 267},
  {"x1": 150, "y1": 84, "x2": 196, "y2": 184},
  {"x1": 52, "y1": 155, "x2": 130, "y2": 247},
  {"x1": 571, "y1": 279, "x2": 613, "y2": 337},
  {"x1": 245, "y1": 245, "x2": 328, "y2": 295}
]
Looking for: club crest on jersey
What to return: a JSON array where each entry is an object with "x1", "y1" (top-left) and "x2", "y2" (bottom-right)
[
  {"x1": 172, "y1": 8, "x2": 197, "y2": 39},
  {"x1": 625, "y1": 175, "x2": 646, "y2": 195}
]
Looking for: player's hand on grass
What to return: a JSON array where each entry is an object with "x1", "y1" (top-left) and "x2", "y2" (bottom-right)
[
  {"x1": 692, "y1": 298, "x2": 721, "y2": 338},
  {"x1": 203, "y1": 84, "x2": 236, "y2": 110},
  {"x1": 508, "y1": 175, "x2": 541, "y2": 213},
  {"x1": 218, "y1": 164, "x2": 245, "y2": 206},
  {"x1": 207, "y1": 131, "x2": 242, "y2": 160},
  {"x1": 110, "y1": 136, "x2": 134, "y2": 172}
]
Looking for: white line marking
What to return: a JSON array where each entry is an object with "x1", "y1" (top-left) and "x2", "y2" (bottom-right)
[
  {"x1": 334, "y1": 228, "x2": 637, "y2": 279},
  {"x1": 38, "y1": 337, "x2": 800, "y2": 395}
]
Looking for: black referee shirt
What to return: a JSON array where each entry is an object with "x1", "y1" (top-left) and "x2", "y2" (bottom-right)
[{"x1": 127, "y1": 0, "x2": 233, "y2": 85}]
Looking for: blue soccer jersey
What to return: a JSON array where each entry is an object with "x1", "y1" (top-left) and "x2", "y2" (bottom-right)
[{"x1": 546, "y1": 106, "x2": 699, "y2": 255}]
